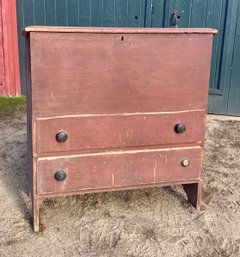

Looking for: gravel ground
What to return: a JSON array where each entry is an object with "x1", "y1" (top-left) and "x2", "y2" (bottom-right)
[{"x1": 0, "y1": 112, "x2": 240, "y2": 257}]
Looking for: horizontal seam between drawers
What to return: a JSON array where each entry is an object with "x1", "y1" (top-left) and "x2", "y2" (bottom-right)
[
  {"x1": 37, "y1": 145, "x2": 202, "y2": 161},
  {"x1": 35, "y1": 109, "x2": 205, "y2": 120}
]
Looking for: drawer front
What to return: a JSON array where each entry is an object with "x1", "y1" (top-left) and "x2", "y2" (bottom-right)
[
  {"x1": 36, "y1": 110, "x2": 205, "y2": 154},
  {"x1": 30, "y1": 32, "x2": 212, "y2": 117},
  {"x1": 37, "y1": 146, "x2": 202, "y2": 195}
]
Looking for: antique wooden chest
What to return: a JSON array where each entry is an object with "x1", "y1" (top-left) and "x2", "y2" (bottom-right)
[{"x1": 24, "y1": 26, "x2": 217, "y2": 231}]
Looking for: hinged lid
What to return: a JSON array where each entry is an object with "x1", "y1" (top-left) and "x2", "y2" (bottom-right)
[{"x1": 23, "y1": 26, "x2": 218, "y2": 35}]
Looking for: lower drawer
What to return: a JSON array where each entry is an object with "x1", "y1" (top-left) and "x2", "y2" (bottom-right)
[{"x1": 36, "y1": 146, "x2": 202, "y2": 195}]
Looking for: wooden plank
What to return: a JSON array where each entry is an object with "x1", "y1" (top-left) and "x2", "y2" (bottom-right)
[
  {"x1": 227, "y1": 0, "x2": 240, "y2": 116},
  {"x1": 67, "y1": 0, "x2": 79, "y2": 26},
  {"x1": 174, "y1": 0, "x2": 193, "y2": 28},
  {"x1": 114, "y1": 0, "x2": 128, "y2": 27},
  {"x1": 0, "y1": 5, "x2": 5, "y2": 95},
  {"x1": 0, "y1": 0, "x2": 21, "y2": 96},
  {"x1": 56, "y1": 0, "x2": 67, "y2": 26},
  {"x1": 209, "y1": 0, "x2": 228, "y2": 90},
  {"x1": 45, "y1": 0, "x2": 56, "y2": 25},
  {"x1": 191, "y1": 0, "x2": 207, "y2": 27},
  {"x1": 16, "y1": 0, "x2": 26, "y2": 95},
  {"x1": 25, "y1": 34, "x2": 40, "y2": 232},
  {"x1": 23, "y1": 0, "x2": 34, "y2": 26},
  {"x1": 30, "y1": 32, "x2": 213, "y2": 117},
  {"x1": 38, "y1": 180, "x2": 201, "y2": 199},
  {"x1": 151, "y1": 0, "x2": 165, "y2": 28},
  {"x1": 127, "y1": 0, "x2": 145, "y2": 27},
  {"x1": 36, "y1": 146, "x2": 202, "y2": 195},
  {"x1": 102, "y1": 0, "x2": 115, "y2": 27},
  {"x1": 78, "y1": 0, "x2": 91, "y2": 26},
  {"x1": 24, "y1": 26, "x2": 218, "y2": 34},
  {"x1": 33, "y1": 0, "x2": 45, "y2": 25},
  {"x1": 35, "y1": 110, "x2": 205, "y2": 154},
  {"x1": 163, "y1": 0, "x2": 172, "y2": 27},
  {"x1": 205, "y1": 0, "x2": 225, "y2": 90},
  {"x1": 208, "y1": 0, "x2": 239, "y2": 114},
  {"x1": 90, "y1": 0, "x2": 103, "y2": 26}
]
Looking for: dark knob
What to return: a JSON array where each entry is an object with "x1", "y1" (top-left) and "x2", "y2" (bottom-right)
[
  {"x1": 56, "y1": 131, "x2": 68, "y2": 142},
  {"x1": 175, "y1": 123, "x2": 186, "y2": 133},
  {"x1": 54, "y1": 170, "x2": 67, "y2": 181}
]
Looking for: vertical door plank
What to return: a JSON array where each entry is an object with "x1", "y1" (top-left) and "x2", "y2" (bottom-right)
[
  {"x1": 16, "y1": 0, "x2": 26, "y2": 94},
  {"x1": 91, "y1": 0, "x2": 103, "y2": 26},
  {"x1": 227, "y1": 1, "x2": 240, "y2": 115},
  {"x1": 23, "y1": 0, "x2": 34, "y2": 26},
  {"x1": 102, "y1": 0, "x2": 115, "y2": 27},
  {"x1": 114, "y1": 0, "x2": 128, "y2": 27},
  {"x1": 67, "y1": 0, "x2": 79, "y2": 26},
  {"x1": 151, "y1": 0, "x2": 165, "y2": 27},
  {"x1": 127, "y1": 0, "x2": 143, "y2": 27},
  {"x1": 174, "y1": 0, "x2": 193, "y2": 27},
  {"x1": 56, "y1": 0, "x2": 67, "y2": 26},
  {"x1": 205, "y1": 0, "x2": 225, "y2": 89},
  {"x1": 208, "y1": 0, "x2": 239, "y2": 114},
  {"x1": 45, "y1": 0, "x2": 56, "y2": 25},
  {"x1": 34, "y1": 0, "x2": 46, "y2": 25},
  {"x1": 191, "y1": 0, "x2": 207, "y2": 27},
  {"x1": 79, "y1": 0, "x2": 91, "y2": 26}
]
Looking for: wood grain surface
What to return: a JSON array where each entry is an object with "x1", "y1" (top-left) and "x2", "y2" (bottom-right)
[
  {"x1": 24, "y1": 26, "x2": 218, "y2": 34},
  {"x1": 30, "y1": 32, "x2": 213, "y2": 117},
  {"x1": 25, "y1": 28, "x2": 216, "y2": 231},
  {"x1": 37, "y1": 146, "x2": 202, "y2": 195},
  {"x1": 35, "y1": 110, "x2": 205, "y2": 154}
]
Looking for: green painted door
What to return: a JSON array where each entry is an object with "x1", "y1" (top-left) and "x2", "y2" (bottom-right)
[
  {"x1": 16, "y1": 0, "x2": 240, "y2": 115},
  {"x1": 161, "y1": 0, "x2": 240, "y2": 115},
  {"x1": 226, "y1": 0, "x2": 240, "y2": 115}
]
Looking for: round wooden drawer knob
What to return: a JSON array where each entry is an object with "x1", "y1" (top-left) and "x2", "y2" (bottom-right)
[
  {"x1": 56, "y1": 130, "x2": 68, "y2": 142},
  {"x1": 54, "y1": 170, "x2": 67, "y2": 181},
  {"x1": 181, "y1": 159, "x2": 190, "y2": 167},
  {"x1": 175, "y1": 123, "x2": 186, "y2": 133}
]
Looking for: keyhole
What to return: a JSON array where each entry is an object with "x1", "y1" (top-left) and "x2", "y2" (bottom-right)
[
  {"x1": 121, "y1": 36, "x2": 124, "y2": 41},
  {"x1": 135, "y1": 16, "x2": 138, "y2": 19},
  {"x1": 177, "y1": 15, "x2": 181, "y2": 19}
]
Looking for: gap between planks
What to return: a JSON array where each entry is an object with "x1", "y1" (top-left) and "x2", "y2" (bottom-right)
[{"x1": 37, "y1": 146, "x2": 202, "y2": 161}]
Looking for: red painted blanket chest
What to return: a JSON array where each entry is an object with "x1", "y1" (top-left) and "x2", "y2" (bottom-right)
[{"x1": 24, "y1": 26, "x2": 217, "y2": 231}]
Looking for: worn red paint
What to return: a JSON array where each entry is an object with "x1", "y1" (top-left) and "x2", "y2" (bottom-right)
[
  {"x1": 0, "y1": 0, "x2": 21, "y2": 96},
  {"x1": 24, "y1": 26, "x2": 217, "y2": 232}
]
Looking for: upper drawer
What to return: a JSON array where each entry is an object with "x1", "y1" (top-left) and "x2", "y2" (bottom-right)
[
  {"x1": 35, "y1": 110, "x2": 205, "y2": 154},
  {"x1": 29, "y1": 32, "x2": 213, "y2": 117}
]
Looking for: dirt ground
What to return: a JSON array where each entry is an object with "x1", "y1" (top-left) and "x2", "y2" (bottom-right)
[{"x1": 0, "y1": 112, "x2": 240, "y2": 257}]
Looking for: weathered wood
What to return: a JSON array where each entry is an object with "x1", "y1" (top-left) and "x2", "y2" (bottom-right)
[
  {"x1": 25, "y1": 26, "x2": 215, "y2": 231},
  {"x1": 30, "y1": 31, "x2": 213, "y2": 117},
  {"x1": 0, "y1": 0, "x2": 21, "y2": 96},
  {"x1": 183, "y1": 182, "x2": 202, "y2": 210},
  {"x1": 226, "y1": 0, "x2": 240, "y2": 116},
  {"x1": 37, "y1": 147, "x2": 202, "y2": 195},
  {"x1": 208, "y1": 0, "x2": 239, "y2": 115},
  {"x1": 35, "y1": 110, "x2": 205, "y2": 154},
  {"x1": 24, "y1": 26, "x2": 218, "y2": 34}
]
